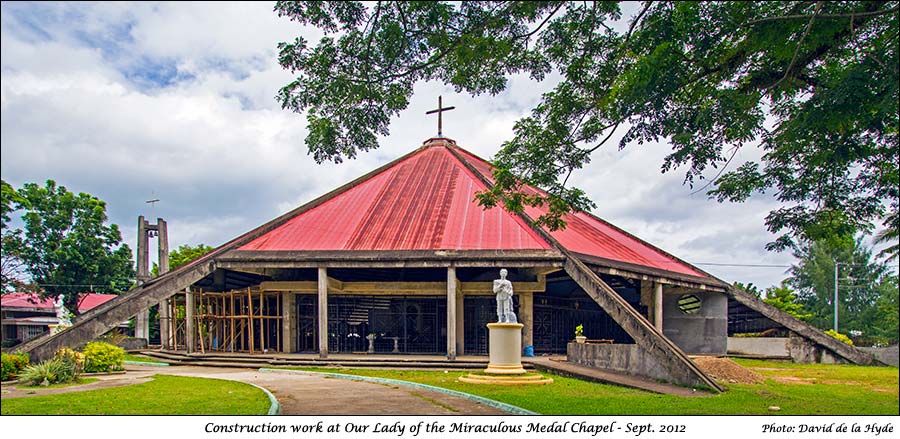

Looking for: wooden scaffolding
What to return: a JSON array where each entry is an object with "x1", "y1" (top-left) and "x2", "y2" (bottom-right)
[{"x1": 163, "y1": 287, "x2": 283, "y2": 354}]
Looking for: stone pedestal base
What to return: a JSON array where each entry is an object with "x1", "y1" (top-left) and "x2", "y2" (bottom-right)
[
  {"x1": 458, "y1": 372, "x2": 553, "y2": 385},
  {"x1": 485, "y1": 322, "x2": 526, "y2": 374},
  {"x1": 458, "y1": 322, "x2": 553, "y2": 385}
]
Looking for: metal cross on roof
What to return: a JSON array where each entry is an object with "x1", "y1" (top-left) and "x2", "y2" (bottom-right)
[{"x1": 425, "y1": 95, "x2": 455, "y2": 137}]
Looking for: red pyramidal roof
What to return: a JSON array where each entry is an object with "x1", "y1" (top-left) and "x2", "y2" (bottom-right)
[
  {"x1": 241, "y1": 138, "x2": 706, "y2": 279},
  {"x1": 241, "y1": 139, "x2": 551, "y2": 251}
]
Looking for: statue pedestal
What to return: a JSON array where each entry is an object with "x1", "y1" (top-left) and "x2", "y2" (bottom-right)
[
  {"x1": 458, "y1": 322, "x2": 553, "y2": 385},
  {"x1": 484, "y1": 322, "x2": 527, "y2": 374}
]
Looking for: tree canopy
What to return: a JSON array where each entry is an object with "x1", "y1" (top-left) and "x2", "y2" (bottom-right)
[
  {"x1": 275, "y1": 1, "x2": 898, "y2": 250},
  {"x1": 5, "y1": 180, "x2": 134, "y2": 314},
  {"x1": 1, "y1": 180, "x2": 30, "y2": 292},
  {"x1": 788, "y1": 235, "x2": 894, "y2": 344},
  {"x1": 152, "y1": 244, "x2": 215, "y2": 276}
]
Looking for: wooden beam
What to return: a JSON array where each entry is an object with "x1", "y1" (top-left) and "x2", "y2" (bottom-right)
[
  {"x1": 256, "y1": 280, "x2": 547, "y2": 295},
  {"x1": 259, "y1": 281, "x2": 316, "y2": 292}
]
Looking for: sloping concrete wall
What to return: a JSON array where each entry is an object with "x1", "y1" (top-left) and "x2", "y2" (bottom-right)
[
  {"x1": 568, "y1": 342, "x2": 708, "y2": 388},
  {"x1": 727, "y1": 337, "x2": 790, "y2": 358},
  {"x1": 858, "y1": 346, "x2": 899, "y2": 367},
  {"x1": 663, "y1": 292, "x2": 727, "y2": 355}
]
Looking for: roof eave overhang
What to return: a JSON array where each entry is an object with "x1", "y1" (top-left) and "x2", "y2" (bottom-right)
[
  {"x1": 574, "y1": 252, "x2": 729, "y2": 292},
  {"x1": 217, "y1": 249, "x2": 565, "y2": 269}
]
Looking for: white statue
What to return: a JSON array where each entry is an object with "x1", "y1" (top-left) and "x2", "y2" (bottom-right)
[
  {"x1": 54, "y1": 294, "x2": 73, "y2": 331},
  {"x1": 493, "y1": 269, "x2": 517, "y2": 323}
]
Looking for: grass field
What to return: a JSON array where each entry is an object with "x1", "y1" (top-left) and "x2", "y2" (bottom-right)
[
  {"x1": 281, "y1": 359, "x2": 898, "y2": 415},
  {"x1": 15, "y1": 377, "x2": 99, "y2": 390},
  {"x1": 123, "y1": 354, "x2": 167, "y2": 364},
  {"x1": 1, "y1": 374, "x2": 270, "y2": 415}
]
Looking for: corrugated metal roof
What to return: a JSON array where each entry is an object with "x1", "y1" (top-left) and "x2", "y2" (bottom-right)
[
  {"x1": 1, "y1": 292, "x2": 118, "y2": 312},
  {"x1": 241, "y1": 137, "x2": 707, "y2": 279},
  {"x1": 450, "y1": 146, "x2": 707, "y2": 278},
  {"x1": 240, "y1": 140, "x2": 551, "y2": 251}
]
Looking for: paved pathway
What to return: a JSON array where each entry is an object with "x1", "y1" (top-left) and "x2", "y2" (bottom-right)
[{"x1": 2, "y1": 365, "x2": 508, "y2": 415}]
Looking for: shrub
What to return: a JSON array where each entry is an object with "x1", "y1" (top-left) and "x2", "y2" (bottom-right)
[
  {"x1": 574, "y1": 324, "x2": 584, "y2": 337},
  {"x1": 19, "y1": 358, "x2": 66, "y2": 386},
  {"x1": 82, "y1": 341, "x2": 125, "y2": 373},
  {"x1": 53, "y1": 348, "x2": 84, "y2": 382},
  {"x1": 825, "y1": 329, "x2": 854, "y2": 346},
  {"x1": 1, "y1": 351, "x2": 30, "y2": 381}
]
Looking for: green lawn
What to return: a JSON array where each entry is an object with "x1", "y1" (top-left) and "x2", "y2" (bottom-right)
[
  {"x1": 123, "y1": 354, "x2": 153, "y2": 362},
  {"x1": 280, "y1": 359, "x2": 898, "y2": 415},
  {"x1": 17, "y1": 378, "x2": 99, "y2": 390},
  {"x1": 1, "y1": 375, "x2": 270, "y2": 415},
  {"x1": 123, "y1": 354, "x2": 168, "y2": 365}
]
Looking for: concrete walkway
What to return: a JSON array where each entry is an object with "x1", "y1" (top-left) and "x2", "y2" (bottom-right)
[{"x1": 2, "y1": 365, "x2": 508, "y2": 415}]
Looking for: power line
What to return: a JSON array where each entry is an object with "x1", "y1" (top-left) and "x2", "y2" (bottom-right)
[{"x1": 694, "y1": 262, "x2": 791, "y2": 268}]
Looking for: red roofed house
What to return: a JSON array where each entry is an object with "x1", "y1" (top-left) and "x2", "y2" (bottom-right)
[
  {"x1": 1, "y1": 292, "x2": 121, "y2": 346},
  {"x1": 18, "y1": 136, "x2": 878, "y2": 387}
]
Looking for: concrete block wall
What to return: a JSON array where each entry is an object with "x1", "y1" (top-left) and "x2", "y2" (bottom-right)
[
  {"x1": 662, "y1": 292, "x2": 727, "y2": 355},
  {"x1": 727, "y1": 337, "x2": 790, "y2": 358},
  {"x1": 567, "y1": 342, "x2": 709, "y2": 388},
  {"x1": 787, "y1": 333, "x2": 846, "y2": 364},
  {"x1": 858, "y1": 345, "x2": 899, "y2": 367}
]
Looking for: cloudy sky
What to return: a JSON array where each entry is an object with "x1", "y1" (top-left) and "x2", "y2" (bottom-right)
[{"x1": 1, "y1": 2, "x2": 809, "y2": 289}]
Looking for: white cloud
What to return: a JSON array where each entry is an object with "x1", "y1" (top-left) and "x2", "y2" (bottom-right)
[{"x1": 0, "y1": 1, "x2": 798, "y2": 290}]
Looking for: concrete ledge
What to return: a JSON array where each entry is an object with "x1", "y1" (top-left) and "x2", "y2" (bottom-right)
[
  {"x1": 244, "y1": 382, "x2": 281, "y2": 415},
  {"x1": 727, "y1": 337, "x2": 790, "y2": 358},
  {"x1": 858, "y1": 346, "x2": 899, "y2": 367},
  {"x1": 567, "y1": 342, "x2": 714, "y2": 390}
]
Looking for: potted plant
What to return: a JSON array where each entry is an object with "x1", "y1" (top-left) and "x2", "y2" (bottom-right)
[{"x1": 574, "y1": 324, "x2": 586, "y2": 344}]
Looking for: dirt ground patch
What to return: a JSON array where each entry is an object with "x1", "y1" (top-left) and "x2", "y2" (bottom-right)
[{"x1": 692, "y1": 356, "x2": 764, "y2": 384}]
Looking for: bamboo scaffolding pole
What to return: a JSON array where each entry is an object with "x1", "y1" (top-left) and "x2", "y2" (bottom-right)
[{"x1": 248, "y1": 287, "x2": 254, "y2": 353}]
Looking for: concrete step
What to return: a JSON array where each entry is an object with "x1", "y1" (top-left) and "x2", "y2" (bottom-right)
[{"x1": 137, "y1": 350, "x2": 494, "y2": 369}]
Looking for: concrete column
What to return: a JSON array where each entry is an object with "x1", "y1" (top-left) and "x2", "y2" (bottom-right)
[
  {"x1": 520, "y1": 292, "x2": 534, "y2": 349},
  {"x1": 455, "y1": 284, "x2": 464, "y2": 356},
  {"x1": 159, "y1": 298, "x2": 171, "y2": 349},
  {"x1": 318, "y1": 267, "x2": 328, "y2": 358},
  {"x1": 446, "y1": 267, "x2": 457, "y2": 360},
  {"x1": 135, "y1": 310, "x2": 150, "y2": 341},
  {"x1": 282, "y1": 292, "x2": 296, "y2": 353},
  {"x1": 185, "y1": 289, "x2": 196, "y2": 353},
  {"x1": 136, "y1": 216, "x2": 150, "y2": 282},
  {"x1": 134, "y1": 216, "x2": 150, "y2": 340},
  {"x1": 157, "y1": 220, "x2": 170, "y2": 349},
  {"x1": 653, "y1": 282, "x2": 664, "y2": 331}
]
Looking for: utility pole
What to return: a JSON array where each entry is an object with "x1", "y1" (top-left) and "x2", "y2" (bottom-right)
[{"x1": 833, "y1": 260, "x2": 840, "y2": 332}]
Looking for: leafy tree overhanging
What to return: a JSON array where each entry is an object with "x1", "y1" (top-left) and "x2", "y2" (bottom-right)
[{"x1": 275, "y1": 1, "x2": 898, "y2": 251}]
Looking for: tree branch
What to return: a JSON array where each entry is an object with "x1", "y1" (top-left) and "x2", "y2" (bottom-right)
[
  {"x1": 743, "y1": 5, "x2": 899, "y2": 26},
  {"x1": 767, "y1": 2, "x2": 823, "y2": 91}
]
